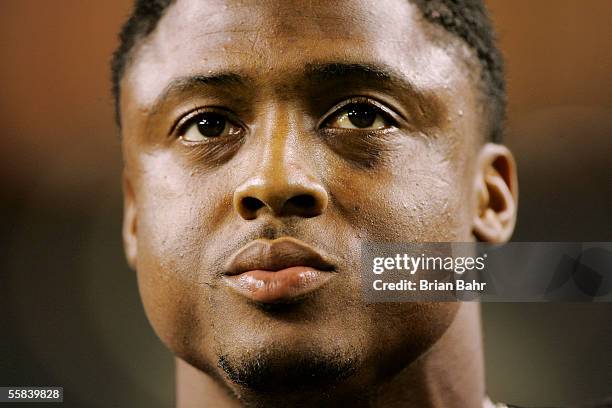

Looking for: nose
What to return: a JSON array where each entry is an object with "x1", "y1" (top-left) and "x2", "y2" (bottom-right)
[{"x1": 233, "y1": 168, "x2": 328, "y2": 220}]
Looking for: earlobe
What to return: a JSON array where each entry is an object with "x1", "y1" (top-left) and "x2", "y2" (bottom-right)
[
  {"x1": 472, "y1": 143, "x2": 518, "y2": 243},
  {"x1": 122, "y1": 172, "x2": 138, "y2": 269}
]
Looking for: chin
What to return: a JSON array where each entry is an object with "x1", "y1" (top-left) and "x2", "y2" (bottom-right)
[{"x1": 216, "y1": 344, "x2": 361, "y2": 393}]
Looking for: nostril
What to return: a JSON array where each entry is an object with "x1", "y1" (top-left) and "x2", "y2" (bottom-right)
[
  {"x1": 287, "y1": 194, "x2": 317, "y2": 210},
  {"x1": 242, "y1": 196, "x2": 265, "y2": 213}
]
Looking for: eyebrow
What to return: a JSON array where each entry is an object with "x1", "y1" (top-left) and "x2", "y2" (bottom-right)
[
  {"x1": 153, "y1": 62, "x2": 414, "y2": 109},
  {"x1": 148, "y1": 61, "x2": 442, "y2": 129},
  {"x1": 167, "y1": 72, "x2": 246, "y2": 90},
  {"x1": 303, "y1": 62, "x2": 417, "y2": 93},
  {"x1": 150, "y1": 72, "x2": 249, "y2": 116}
]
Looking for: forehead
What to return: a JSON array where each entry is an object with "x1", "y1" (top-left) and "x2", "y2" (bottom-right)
[{"x1": 123, "y1": 0, "x2": 470, "y2": 108}]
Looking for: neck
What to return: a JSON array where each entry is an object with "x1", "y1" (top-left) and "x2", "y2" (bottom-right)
[{"x1": 176, "y1": 303, "x2": 485, "y2": 408}]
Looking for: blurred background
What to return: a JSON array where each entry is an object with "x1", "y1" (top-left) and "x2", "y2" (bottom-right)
[{"x1": 0, "y1": 1, "x2": 610, "y2": 407}]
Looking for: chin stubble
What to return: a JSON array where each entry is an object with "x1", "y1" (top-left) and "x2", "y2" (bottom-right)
[{"x1": 217, "y1": 348, "x2": 359, "y2": 393}]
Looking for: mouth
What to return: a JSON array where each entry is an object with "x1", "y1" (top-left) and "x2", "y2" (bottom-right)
[{"x1": 223, "y1": 237, "x2": 336, "y2": 304}]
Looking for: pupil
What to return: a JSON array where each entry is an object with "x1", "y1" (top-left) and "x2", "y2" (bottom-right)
[
  {"x1": 197, "y1": 113, "x2": 226, "y2": 137},
  {"x1": 347, "y1": 104, "x2": 377, "y2": 128}
]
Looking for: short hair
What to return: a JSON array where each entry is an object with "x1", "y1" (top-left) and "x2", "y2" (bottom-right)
[{"x1": 111, "y1": 0, "x2": 505, "y2": 142}]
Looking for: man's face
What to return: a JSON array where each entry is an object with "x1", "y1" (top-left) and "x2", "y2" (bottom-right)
[{"x1": 121, "y1": 0, "x2": 485, "y2": 394}]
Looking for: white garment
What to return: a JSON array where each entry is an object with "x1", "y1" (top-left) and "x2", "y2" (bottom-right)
[{"x1": 483, "y1": 396, "x2": 509, "y2": 408}]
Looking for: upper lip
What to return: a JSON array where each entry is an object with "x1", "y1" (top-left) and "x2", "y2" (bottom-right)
[{"x1": 224, "y1": 237, "x2": 335, "y2": 276}]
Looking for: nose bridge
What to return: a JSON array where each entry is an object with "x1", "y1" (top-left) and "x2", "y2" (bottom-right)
[
  {"x1": 260, "y1": 102, "x2": 298, "y2": 185},
  {"x1": 233, "y1": 103, "x2": 328, "y2": 219}
]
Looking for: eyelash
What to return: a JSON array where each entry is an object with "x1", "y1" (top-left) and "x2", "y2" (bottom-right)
[
  {"x1": 172, "y1": 107, "x2": 242, "y2": 137},
  {"x1": 318, "y1": 96, "x2": 400, "y2": 129},
  {"x1": 171, "y1": 97, "x2": 401, "y2": 139}
]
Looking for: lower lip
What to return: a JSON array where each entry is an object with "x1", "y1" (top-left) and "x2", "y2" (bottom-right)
[{"x1": 224, "y1": 266, "x2": 334, "y2": 303}]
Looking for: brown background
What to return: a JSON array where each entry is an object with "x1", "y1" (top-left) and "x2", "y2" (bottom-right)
[{"x1": 1, "y1": 1, "x2": 611, "y2": 407}]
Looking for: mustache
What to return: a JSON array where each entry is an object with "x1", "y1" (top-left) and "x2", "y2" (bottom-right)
[
  {"x1": 232, "y1": 219, "x2": 300, "y2": 246},
  {"x1": 208, "y1": 219, "x2": 346, "y2": 277}
]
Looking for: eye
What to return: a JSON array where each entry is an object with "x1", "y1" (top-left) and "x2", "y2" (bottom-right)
[
  {"x1": 323, "y1": 103, "x2": 392, "y2": 130},
  {"x1": 180, "y1": 112, "x2": 241, "y2": 142}
]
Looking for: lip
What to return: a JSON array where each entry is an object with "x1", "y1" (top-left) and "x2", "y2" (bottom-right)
[{"x1": 223, "y1": 237, "x2": 335, "y2": 303}]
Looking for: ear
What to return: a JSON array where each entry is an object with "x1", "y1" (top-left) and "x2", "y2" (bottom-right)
[
  {"x1": 122, "y1": 171, "x2": 138, "y2": 269},
  {"x1": 472, "y1": 143, "x2": 518, "y2": 243}
]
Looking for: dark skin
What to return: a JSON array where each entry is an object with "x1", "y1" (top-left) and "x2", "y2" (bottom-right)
[{"x1": 120, "y1": 0, "x2": 518, "y2": 406}]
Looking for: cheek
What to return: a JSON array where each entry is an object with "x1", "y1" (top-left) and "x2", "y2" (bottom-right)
[
  {"x1": 332, "y1": 139, "x2": 473, "y2": 242},
  {"x1": 131, "y1": 150, "x2": 232, "y2": 357}
]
